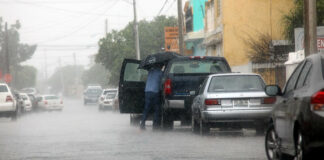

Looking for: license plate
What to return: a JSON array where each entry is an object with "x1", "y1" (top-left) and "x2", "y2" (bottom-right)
[{"x1": 234, "y1": 99, "x2": 248, "y2": 106}]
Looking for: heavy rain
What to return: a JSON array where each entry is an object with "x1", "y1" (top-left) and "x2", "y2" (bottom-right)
[{"x1": 0, "y1": 0, "x2": 324, "y2": 160}]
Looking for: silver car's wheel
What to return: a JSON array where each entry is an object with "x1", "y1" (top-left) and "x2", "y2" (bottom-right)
[
  {"x1": 265, "y1": 125, "x2": 281, "y2": 160},
  {"x1": 294, "y1": 131, "x2": 304, "y2": 160}
]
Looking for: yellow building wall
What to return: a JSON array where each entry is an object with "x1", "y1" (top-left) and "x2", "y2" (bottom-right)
[{"x1": 221, "y1": 0, "x2": 294, "y2": 67}]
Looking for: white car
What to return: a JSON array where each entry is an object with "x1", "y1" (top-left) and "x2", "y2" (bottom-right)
[
  {"x1": 37, "y1": 95, "x2": 63, "y2": 111},
  {"x1": 99, "y1": 89, "x2": 118, "y2": 111},
  {"x1": 98, "y1": 89, "x2": 117, "y2": 107},
  {"x1": 19, "y1": 93, "x2": 32, "y2": 112},
  {"x1": 0, "y1": 83, "x2": 18, "y2": 119}
]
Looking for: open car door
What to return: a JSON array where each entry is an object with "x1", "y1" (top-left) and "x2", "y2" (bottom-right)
[{"x1": 119, "y1": 59, "x2": 148, "y2": 113}]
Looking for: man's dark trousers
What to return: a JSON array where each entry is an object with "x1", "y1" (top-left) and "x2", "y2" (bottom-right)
[{"x1": 140, "y1": 91, "x2": 161, "y2": 128}]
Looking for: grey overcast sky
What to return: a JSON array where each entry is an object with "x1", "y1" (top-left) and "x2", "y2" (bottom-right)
[{"x1": 0, "y1": 0, "x2": 180, "y2": 78}]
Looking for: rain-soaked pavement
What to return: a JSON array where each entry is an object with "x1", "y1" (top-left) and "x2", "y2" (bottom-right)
[{"x1": 0, "y1": 98, "x2": 267, "y2": 160}]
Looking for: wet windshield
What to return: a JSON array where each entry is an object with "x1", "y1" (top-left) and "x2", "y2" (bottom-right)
[
  {"x1": 105, "y1": 91, "x2": 117, "y2": 99},
  {"x1": 0, "y1": 85, "x2": 8, "y2": 92},
  {"x1": 208, "y1": 75, "x2": 265, "y2": 92}
]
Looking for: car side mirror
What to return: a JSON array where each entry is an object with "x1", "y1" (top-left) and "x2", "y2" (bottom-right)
[{"x1": 265, "y1": 85, "x2": 282, "y2": 96}]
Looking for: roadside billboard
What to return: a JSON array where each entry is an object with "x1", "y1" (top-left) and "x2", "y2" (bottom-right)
[
  {"x1": 164, "y1": 27, "x2": 179, "y2": 53},
  {"x1": 295, "y1": 26, "x2": 324, "y2": 53}
]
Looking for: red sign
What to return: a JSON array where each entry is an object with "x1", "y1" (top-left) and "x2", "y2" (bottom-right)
[
  {"x1": 318, "y1": 38, "x2": 324, "y2": 49},
  {"x1": 4, "y1": 74, "x2": 12, "y2": 83}
]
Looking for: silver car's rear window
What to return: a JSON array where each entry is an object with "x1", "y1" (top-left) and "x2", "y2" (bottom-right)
[
  {"x1": 208, "y1": 75, "x2": 265, "y2": 92},
  {"x1": 0, "y1": 85, "x2": 8, "y2": 92}
]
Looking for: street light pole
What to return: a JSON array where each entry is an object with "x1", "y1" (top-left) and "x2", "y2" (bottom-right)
[
  {"x1": 304, "y1": 0, "x2": 317, "y2": 56},
  {"x1": 4, "y1": 22, "x2": 10, "y2": 75}
]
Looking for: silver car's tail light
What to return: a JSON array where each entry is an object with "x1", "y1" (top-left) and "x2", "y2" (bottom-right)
[
  {"x1": 205, "y1": 99, "x2": 220, "y2": 105},
  {"x1": 262, "y1": 97, "x2": 276, "y2": 104},
  {"x1": 311, "y1": 90, "x2": 324, "y2": 111}
]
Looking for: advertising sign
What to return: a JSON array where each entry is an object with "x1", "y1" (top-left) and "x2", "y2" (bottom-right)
[
  {"x1": 164, "y1": 27, "x2": 179, "y2": 53},
  {"x1": 295, "y1": 27, "x2": 324, "y2": 53}
]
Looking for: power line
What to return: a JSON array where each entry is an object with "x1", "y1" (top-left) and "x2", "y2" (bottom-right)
[
  {"x1": 157, "y1": 0, "x2": 169, "y2": 16},
  {"x1": 163, "y1": 0, "x2": 177, "y2": 14},
  {"x1": 34, "y1": 0, "x2": 120, "y2": 44}
]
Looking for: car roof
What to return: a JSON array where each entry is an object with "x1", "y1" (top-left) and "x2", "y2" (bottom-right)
[
  {"x1": 208, "y1": 72, "x2": 262, "y2": 77},
  {"x1": 171, "y1": 56, "x2": 227, "y2": 61}
]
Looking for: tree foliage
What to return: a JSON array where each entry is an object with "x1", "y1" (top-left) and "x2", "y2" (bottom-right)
[
  {"x1": 13, "y1": 65, "x2": 37, "y2": 89},
  {"x1": 282, "y1": 0, "x2": 324, "y2": 42},
  {"x1": 95, "y1": 16, "x2": 177, "y2": 86},
  {"x1": 0, "y1": 18, "x2": 37, "y2": 88},
  {"x1": 48, "y1": 65, "x2": 84, "y2": 93},
  {"x1": 81, "y1": 64, "x2": 109, "y2": 87}
]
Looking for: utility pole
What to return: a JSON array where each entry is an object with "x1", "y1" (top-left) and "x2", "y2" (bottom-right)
[
  {"x1": 177, "y1": 0, "x2": 184, "y2": 55},
  {"x1": 44, "y1": 50, "x2": 48, "y2": 80},
  {"x1": 105, "y1": 19, "x2": 108, "y2": 35},
  {"x1": 4, "y1": 22, "x2": 10, "y2": 75},
  {"x1": 133, "y1": 0, "x2": 140, "y2": 60},
  {"x1": 58, "y1": 58, "x2": 65, "y2": 95},
  {"x1": 304, "y1": 0, "x2": 317, "y2": 56}
]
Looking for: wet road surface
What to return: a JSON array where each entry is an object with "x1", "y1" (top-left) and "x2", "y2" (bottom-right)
[{"x1": 0, "y1": 99, "x2": 267, "y2": 160}]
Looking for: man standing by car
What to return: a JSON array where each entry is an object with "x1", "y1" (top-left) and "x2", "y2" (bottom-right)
[{"x1": 140, "y1": 64, "x2": 163, "y2": 130}]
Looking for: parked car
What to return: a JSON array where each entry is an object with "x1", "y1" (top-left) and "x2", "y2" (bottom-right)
[
  {"x1": 19, "y1": 93, "x2": 32, "y2": 112},
  {"x1": 0, "y1": 83, "x2": 19, "y2": 120},
  {"x1": 99, "y1": 89, "x2": 118, "y2": 111},
  {"x1": 98, "y1": 89, "x2": 116, "y2": 107},
  {"x1": 37, "y1": 95, "x2": 63, "y2": 111},
  {"x1": 27, "y1": 94, "x2": 38, "y2": 110},
  {"x1": 83, "y1": 86, "x2": 102, "y2": 105},
  {"x1": 264, "y1": 53, "x2": 324, "y2": 160},
  {"x1": 119, "y1": 56, "x2": 231, "y2": 128},
  {"x1": 191, "y1": 73, "x2": 275, "y2": 135}
]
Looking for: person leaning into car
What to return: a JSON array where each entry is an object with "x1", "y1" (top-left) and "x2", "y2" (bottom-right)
[{"x1": 140, "y1": 64, "x2": 163, "y2": 130}]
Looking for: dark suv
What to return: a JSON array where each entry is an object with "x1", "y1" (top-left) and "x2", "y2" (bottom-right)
[{"x1": 119, "y1": 56, "x2": 231, "y2": 129}]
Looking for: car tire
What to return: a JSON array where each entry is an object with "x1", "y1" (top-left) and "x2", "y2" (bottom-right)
[
  {"x1": 161, "y1": 109, "x2": 173, "y2": 130},
  {"x1": 191, "y1": 115, "x2": 199, "y2": 134},
  {"x1": 265, "y1": 124, "x2": 293, "y2": 160},
  {"x1": 294, "y1": 129, "x2": 308, "y2": 160},
  {"x1": 199, "y1": 118, "x2": 210, "y2": 136}
]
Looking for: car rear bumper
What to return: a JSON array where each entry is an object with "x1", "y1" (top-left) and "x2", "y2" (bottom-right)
[
  {"x1": 39, "y1": 105, "x2": 63, "y2": 110},
  {"x1": 201, "y1": 108, "x2": 272, "y2": 122},
  {"x1": 0, "y1": 103, "x2": 16, "y2": 112}
]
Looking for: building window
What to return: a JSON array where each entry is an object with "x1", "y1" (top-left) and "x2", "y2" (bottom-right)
[
  {"x1": 217, "y1": 0, "x2": 221, "y2": 17},
  {"x1": 185, "y1": 7, "x2": 193, "y2": 32},
  {"x1": 206, "y1": 1, "x2": 214, "y2": 32}
]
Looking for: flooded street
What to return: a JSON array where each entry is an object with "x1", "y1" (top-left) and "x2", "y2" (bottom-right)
[{"x1": 0, "y1": 99, "x2": 267, "y2": 160}]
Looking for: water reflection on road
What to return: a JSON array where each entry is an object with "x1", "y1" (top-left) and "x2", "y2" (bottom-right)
[{"x1": 0, "y1": 99, "x2": 266, "y2": 160}]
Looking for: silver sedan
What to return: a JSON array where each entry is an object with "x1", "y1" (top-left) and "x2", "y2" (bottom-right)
[{"x1": 191, "y1": 73, "x2": 275, "y2": 135}]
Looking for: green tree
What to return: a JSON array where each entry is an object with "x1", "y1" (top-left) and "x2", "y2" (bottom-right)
[
  {"x1": 48, "y1": 65, "x2": 84, "y2": 93},
  {"x1": 0, "y1": 18, "x2": 37, "y2": 88},
  {"x1": 95, "y1": 15, "x2": 177, "y2": 86},
  {"x1": 282, "y1": 0, "x2": 324, "y2": 42},
  {"x1": 82, "y1": 64, "x2": 110, "y2": 87},
  {"x1": 13, "y1": 65, "x2": 37, "y2": 89}
]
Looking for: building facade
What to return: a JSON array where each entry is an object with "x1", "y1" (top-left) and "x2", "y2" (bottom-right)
[
  {"x1": 184, "y1": 0, "x2": 208, "y2": 56},
  {"x1": 203, "y1": 0, "x2": 294, "y2": 74}
]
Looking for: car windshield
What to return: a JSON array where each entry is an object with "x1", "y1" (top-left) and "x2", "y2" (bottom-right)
[
  {"x1": 169, "y1": 60, "x2": 229, "y2": 74},
  {"x1": 208, "y1": 75, "x2": 265, "y2": 92},
  {"x1": 0, "y1": 85, "x2": 8, "y2": 92},
  {"x1": 86, "y1": 89, "x2": 102, "y2": 94},
  {"x1": 21, "y1": 88, "x2": 35, "y2": 93},
  {"x1": 105, "y1": 91, "x2": 117, "y2": 99}
]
